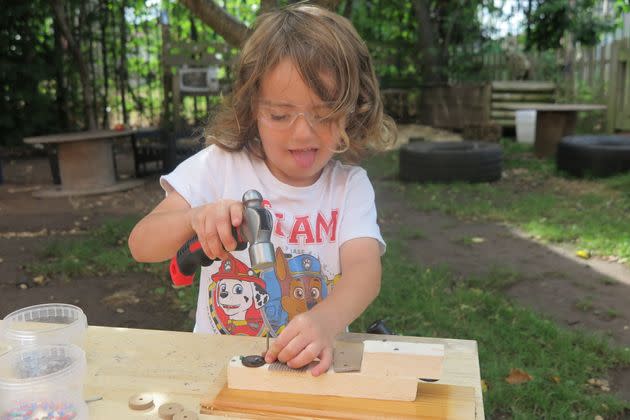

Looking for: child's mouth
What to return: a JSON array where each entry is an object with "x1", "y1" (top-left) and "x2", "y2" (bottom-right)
[{"x1": 290, "y1": 148, "x2": 317, "y2": 169}]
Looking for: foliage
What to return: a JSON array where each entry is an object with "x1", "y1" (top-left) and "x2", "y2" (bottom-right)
[
  {"x1": 526, "y1": 0, "x2": 617, "y2": 50},
  {"x1": 1, "y1": 1, "x2": 625, "y2": 145},
  {"x1": 0, "y1": 1, "x2": 62, "y2": 146}
]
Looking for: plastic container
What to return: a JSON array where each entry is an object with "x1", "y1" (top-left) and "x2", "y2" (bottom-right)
[
  {"x1": 0, "y1": 344, "x2": 88, "y2": 419},
  {"x1": 0, "y1": 304, "x2": 88, "y2": 350},
  {"x1": 515, "y1": 110, "x2": 536, "y2": 144}
]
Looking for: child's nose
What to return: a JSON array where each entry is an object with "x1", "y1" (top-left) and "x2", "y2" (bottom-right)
[{"x1": 292, "y1": 113, "x2": 317, "y2": 136}]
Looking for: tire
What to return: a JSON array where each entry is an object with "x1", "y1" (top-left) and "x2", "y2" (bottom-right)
[
  {"x1": 556, "y1": 135, "x2": 630, "y2": 178},
  {"x1": 399, "y1": 141, "x2": 503, "y2": 183}
]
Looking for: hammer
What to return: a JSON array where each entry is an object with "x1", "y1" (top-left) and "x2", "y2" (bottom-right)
[{"x1": 169, "y1": 190, "x2": 275, "y2": 287}]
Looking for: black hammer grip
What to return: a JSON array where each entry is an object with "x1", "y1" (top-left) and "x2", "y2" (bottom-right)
[{"x1": 169, "y1": 227, "x2": 247, "y2": 288}]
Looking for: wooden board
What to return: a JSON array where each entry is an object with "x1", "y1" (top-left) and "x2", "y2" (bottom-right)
[
  {"x1": 226, "y1": 341, "x2": 444, "y2": 401},
  {"x1": 203, "y1": 383, "x2": 477, "y2": 419}
]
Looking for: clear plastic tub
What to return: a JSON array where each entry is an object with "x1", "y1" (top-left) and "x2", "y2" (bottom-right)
[
  {"x1": 0, "y1": 344, "x2": 88, "y2": 419},
  {"x1": 1, "y1": 303, "x2": 88, "y2": 350}
]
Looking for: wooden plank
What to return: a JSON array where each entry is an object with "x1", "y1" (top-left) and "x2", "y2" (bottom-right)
[
  {"x1": 205, "y1": 383, "x2": 477, "y2": 420},
  {"x1": 501, "y1": 103, "x2": 606, "y2": 111},
  {"x1": 226, "y1": 341, "x2": 444, "y2": 402},
  {"x1": 491, "y1": 81, "x2": 556, "y2": 92},
  {"x1": 493, "y1": 118, "x2": 515, "y2": 127},
  {"x1": 492, "y1": 101, "x2": 549, "y2": 110},
  {"x1": 491, "y1": 110, "x2": 515, "y2": 119},
  {"x1": 607, "y1": 41, "x2": 621, "y2": 132},
  {"x1": 227, "y1": 357, "x2": 419, "y2": 401},
  {"x1": 24, "y1": 129, "x2": 135, "y2": 144},
  {"x1": 492, "y1": 93, "x2": 554, "y2": 102},
  {"x1": 361, "y1": 340, "x2": 444, "y2": 380}
]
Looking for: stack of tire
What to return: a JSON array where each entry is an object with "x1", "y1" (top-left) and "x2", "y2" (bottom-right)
[
  {"x1": 399, "y1": 141, "x2": 503, "y2": 183},
  {"x1": 556, "y1": 135, "x2": 630, "y2": 178}
]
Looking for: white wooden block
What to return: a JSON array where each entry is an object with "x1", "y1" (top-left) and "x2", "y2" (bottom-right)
[
  {"x1": 361, "y1": 340, "x2": 444, "y2": 380},
  {"x1": 227, "y1": 357, "x2": 419, "y2": 401}
]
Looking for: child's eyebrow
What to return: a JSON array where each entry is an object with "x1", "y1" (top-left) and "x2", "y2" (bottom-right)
[
  {"x1": 259, "y1": 99, "x2": 295, "y2": 108},
  {"x1": 259, "y1": 99, "x2": 335, "y2": 109}
]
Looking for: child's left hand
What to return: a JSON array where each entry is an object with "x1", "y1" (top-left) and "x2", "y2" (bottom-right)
[{"x1": 264, "y1": 309, "x2": 336, "y2": 376}]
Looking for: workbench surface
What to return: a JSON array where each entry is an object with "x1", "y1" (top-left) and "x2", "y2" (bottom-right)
[{"x1": 1, "y1": 325, "x2": 485, "y2": 419}]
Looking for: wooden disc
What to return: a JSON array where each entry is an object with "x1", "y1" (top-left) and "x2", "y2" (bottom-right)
[
  {"x1": 158, "y1": 402, "x2": 185, "y2": 419},
  {"x1": 174, "y1": 410, "x2": 199, "y2": 420},
  {"x1": 128, "y1": 392, "x2": 154, "y2": 410}
]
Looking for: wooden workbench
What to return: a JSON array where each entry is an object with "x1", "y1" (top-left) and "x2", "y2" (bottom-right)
[{"x1": 0, "y1": 325, "x2": 484, "y2": 419}]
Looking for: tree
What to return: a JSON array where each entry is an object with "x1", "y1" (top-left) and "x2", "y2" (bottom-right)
[
  {"x1": 51, "y1": 0, "x2": 98, "y2": 129},
  {"x1": 524, "y1": 0, "x2": 617, "y2": 51},
  {"x1": 178, "y1": 0, "x2": 343, "y2": 47}
]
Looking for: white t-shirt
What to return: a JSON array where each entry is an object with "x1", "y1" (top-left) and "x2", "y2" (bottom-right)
[{"x1": 160, "y1": 145, "x2": 385, "y2": 336}]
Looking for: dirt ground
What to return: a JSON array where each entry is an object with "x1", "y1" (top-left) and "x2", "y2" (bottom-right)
[{"x1": 1, "y1": 134, "x2": 629, "y2": 401}]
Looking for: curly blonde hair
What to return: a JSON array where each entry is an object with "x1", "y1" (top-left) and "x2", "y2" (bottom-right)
[{"x1": 206, "y1": 3, "x2": 396, "y2": 164}]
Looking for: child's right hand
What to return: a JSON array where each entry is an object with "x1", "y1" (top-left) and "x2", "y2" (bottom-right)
[{"x1": 188, "y1": 199, "x2": 244, "y2": 260}]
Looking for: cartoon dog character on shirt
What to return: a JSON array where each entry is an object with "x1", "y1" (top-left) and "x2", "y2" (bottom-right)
[
  {"x1": 273, "y1": 247, "x2": 327, "y2": 322},
  {"x1": 210, "y1": 255, "x2": 269, "y2": 335}
]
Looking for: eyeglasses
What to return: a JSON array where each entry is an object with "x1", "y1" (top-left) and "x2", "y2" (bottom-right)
[{"x1": 257, "y1": 103, "x2": 336, "y2": 135}]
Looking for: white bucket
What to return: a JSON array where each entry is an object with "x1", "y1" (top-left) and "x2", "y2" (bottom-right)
[{"x1": 515, "y1": 110, "x2": 536, "y2": 144}]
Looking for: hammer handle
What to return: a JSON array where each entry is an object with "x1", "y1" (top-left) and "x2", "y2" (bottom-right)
[{"x1": 169, "y1": 227, "x2": 247, "y2": 288}]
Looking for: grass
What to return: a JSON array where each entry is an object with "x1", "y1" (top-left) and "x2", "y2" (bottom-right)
[
  {"x1": 27, "y1": 216, "x2": 199, "y2": 323},
  {"x1": 30, "y1": 217, "x2": 155, "y2": 278},
  {"x1": 351, "y1": 240, "x2": 630, "y2": 418},
  {"x1": 365, "y1": 140, "x2": 630, "y2": 262}
]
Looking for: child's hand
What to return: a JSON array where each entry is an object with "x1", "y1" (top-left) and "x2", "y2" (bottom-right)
[
  {"x1": 265, "y1": 310, "x2": 335, "y2": 377},
  {"x1": 188, "y1": 199, "x2": 243, "y2": 260}
]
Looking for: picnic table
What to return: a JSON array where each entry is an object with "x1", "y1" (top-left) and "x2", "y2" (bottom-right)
[
  {"x1": 23, "y1": 129, "x2": 146, "y2": 198},
  {"x1": 502, "y1": 103, "x2": 607, "y2": 157},
  {"x1": 0, "y1": 325, "x2": 484, "y2": 419}
]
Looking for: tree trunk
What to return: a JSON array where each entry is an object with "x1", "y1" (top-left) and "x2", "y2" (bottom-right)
[
  {"x1": 563, "y1": 0, "x2": 576, "y2": 100},
  {"x1": 412, "y1": 0, "x2": 446, "y2": 83},
  {"x1": 160, "y1": 16, "x2": 173, "y2": 127},
  {"x1": 51, "y1": 0, "x2": 97, "y2": 130},
  {"x1": 53, "y1": 18, "x2": 69, "y2": 130},
  {"x1": 88, "y1": 11, "x2": 99, "y2": 128},
  {"x1": 341, "y1": 0, "x2": 353, "y2": 18},
  {"x1": 178, "y1": 0, "x2": 251, "y2": 47},
  {"x1": 100, "y1": 0, "x2": 110, "y2": 127},
  {"x1": 260, "y1": 0, "x2": 277, "y2": 14},
  {"x1": 119, "y1": 0, "x2": 129, "y2": 125}
]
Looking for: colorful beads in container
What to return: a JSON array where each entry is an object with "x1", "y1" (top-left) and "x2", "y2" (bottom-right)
[{"x1": 1, "y1": 400, "x2": 78, "y2": 420}]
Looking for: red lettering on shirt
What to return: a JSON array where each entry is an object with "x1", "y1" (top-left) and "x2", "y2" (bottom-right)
[
  {"x1": 289, "y1": 216, "x2": 315, "y2": 244},
  {"x1": 274, "y1": 212, "x2": 285, "y2": 237},
  {"x1": 315, "y1": 209, "x2": 338, "y2": 242}
]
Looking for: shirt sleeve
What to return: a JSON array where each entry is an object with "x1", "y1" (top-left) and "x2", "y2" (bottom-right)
[
  {"x1": 159, "y1": 146, "x2": 222, "y2": 208},
  {"x1": 338, "y1": 168, "x2": 386, "y2": 255}
]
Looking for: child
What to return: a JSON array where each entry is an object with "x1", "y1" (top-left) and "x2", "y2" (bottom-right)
[{"x1": 128, "y1": 3, "x2": 396, "y2": 376}]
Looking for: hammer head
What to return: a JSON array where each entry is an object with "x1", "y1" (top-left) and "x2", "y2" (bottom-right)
[{"x1": 240, "y1": 190, "x2": 275, "y2": 270}]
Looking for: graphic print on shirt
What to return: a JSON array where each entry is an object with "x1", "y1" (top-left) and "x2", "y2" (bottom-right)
[
  {"x1": 260, "y1": 247, "x2": 330, "y2": 337},
  {"x1": 208, "y1": 255, "x2": 269, "y2": 336}
]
